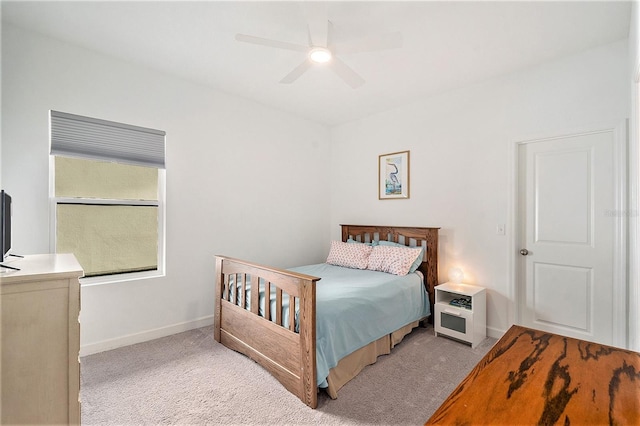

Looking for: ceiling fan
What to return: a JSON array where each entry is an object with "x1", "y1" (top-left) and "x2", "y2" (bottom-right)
[{"x1": 235, "y1": 12, "x2": 402, "y2": 89}]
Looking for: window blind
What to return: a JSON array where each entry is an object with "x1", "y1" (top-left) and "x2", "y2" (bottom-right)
[{"x1": 50, "y1": 110, "x2": 166, "y2": 169}]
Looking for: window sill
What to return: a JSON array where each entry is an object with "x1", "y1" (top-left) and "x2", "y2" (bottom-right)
[{"x1": 80, "y1": 269, "x2": 164, "y2": 286}]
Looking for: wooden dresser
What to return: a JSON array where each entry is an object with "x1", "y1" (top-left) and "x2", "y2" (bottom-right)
[{"x1": 1, "y1": 254, "x2": 83, "y2": 425}]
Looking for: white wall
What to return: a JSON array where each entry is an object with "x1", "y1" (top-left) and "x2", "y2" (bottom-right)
[
  {"x1": 1, "y1": 24, "x2": 331, "y2": 354},
  {"x1": 330, "y1": 40, "x2": 629, "y2": 338},
  {"x1": 2, "y1": 22, "x2": 631, "y2": 351}
]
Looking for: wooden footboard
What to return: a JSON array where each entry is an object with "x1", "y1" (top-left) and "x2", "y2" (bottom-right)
[{"x1": 214, "y1": 256, "x2": 321, "y2": 408}]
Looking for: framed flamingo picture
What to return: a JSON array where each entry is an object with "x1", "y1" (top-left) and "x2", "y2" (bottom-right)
[{"x1": 379, "y1": 150, "x2": 410, "y2": 199}]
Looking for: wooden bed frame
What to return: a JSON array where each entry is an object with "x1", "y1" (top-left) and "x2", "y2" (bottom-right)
[{"x1": 214, "y1": 224, "x2": 439, "y2": 408}]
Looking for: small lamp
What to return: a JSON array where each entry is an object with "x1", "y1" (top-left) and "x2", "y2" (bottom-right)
[{"x1": 448, "y1": 267, "x2": 464, "y2": 284}]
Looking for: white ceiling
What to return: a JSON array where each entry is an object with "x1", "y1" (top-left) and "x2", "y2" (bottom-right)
[{"x1": 2, "y1": 1, "x2": 632, "y2": 126}]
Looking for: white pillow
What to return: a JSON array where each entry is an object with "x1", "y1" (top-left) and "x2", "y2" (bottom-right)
[
  {"x1": 367, "y1": 245, "x2": 422, "y2": 276},
  {"x1": 326, "y1": 240, "x2": 373, "y2": 270}
]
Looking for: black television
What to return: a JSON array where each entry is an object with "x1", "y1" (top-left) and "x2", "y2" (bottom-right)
[{"x1": 1, "y1": 190, "x2": 12, "y2": 261}]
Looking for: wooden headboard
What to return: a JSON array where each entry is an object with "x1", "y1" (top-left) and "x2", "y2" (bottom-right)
[{"x1": 340, "y1": 224, "x2": 440, "y2": 321}]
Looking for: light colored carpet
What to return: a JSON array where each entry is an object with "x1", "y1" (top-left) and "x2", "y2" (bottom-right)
[{"x1": 81, "y1": 325, "x2": 496, "y2": 425}]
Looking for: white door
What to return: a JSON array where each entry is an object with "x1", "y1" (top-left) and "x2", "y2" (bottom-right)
[{"x1": 518, "y1": 129, "x2": 621, "y2": 346}]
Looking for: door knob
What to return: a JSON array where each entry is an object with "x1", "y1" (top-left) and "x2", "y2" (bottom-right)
[{"x1": 520, "y1": 249, "x2": 529, "y2": 256}]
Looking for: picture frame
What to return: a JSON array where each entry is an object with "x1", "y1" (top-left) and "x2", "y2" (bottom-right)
[{"x1": 379, "y1": 150, "x2": 410, "y2": 199}]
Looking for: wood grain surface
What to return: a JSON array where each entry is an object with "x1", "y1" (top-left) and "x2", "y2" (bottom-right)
[{"x1": 426, "y1": 325, "x2": 640, "y2": 425}]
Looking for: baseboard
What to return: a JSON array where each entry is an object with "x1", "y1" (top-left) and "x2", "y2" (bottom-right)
[
  {"x1": 80, "y1": 315, "x2": 215, "y2": 357},
  {"x1": 486, "y1": 325, "x2": 506, "y2": 340}
]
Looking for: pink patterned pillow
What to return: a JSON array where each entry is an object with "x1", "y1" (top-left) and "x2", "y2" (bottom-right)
[
  {"x1": 326, "y1": 240, "x2": 373, "y2": 269},
  {"x1": 367, "y1": 245, "x2": 422, "y2": 276}
]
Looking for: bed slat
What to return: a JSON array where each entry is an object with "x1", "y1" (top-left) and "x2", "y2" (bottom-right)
[
  {"x1": 288, "y1": 297, "x2": 296, "y2": 331},
  {"x1": 264, "y1": 281, "x2": 271, "y2": 320},
  {"x1": 275, "y1": 288, "x2": 283, "y2": 326},
  {"x1": 250, "y1": 274, "x2": 260, "y2": 315}
]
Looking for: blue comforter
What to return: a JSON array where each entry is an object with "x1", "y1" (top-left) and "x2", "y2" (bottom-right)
[{"x1": 288, "y1": 263, "x2": 431, "y2": 387}]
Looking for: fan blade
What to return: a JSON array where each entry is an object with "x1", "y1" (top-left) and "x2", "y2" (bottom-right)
[
  {"x1": 235, "y1": 34, "x2": 308, "y2": 52},
  {"x1": 327, "y1": 20, "x2": 335, "y2": 50},
  {"x1": 280, "y1": 60, "x2": 313, "y2": 84},
  {"x1": 329, "y1": 57, "x2": 365, "y2": 89},
  {"x1": 301, "y1": 2, "x2": 328, "y2": 47},
  {"x1": 334, "y1": 32, "x2": 403, "y2": 55}
]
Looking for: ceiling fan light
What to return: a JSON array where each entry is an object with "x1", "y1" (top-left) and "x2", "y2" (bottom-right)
[{"x1": 309, "y1": 47, "x2": 332, "y2": 63}]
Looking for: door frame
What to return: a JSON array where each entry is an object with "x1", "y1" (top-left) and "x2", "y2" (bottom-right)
[{"x1": 508, "y1": 122, "x2": 628, "y2": 348}]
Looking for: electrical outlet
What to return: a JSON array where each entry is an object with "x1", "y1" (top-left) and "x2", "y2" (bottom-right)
[{"x1": 496, "y1": 224, "x2": 506, "y2": 235}]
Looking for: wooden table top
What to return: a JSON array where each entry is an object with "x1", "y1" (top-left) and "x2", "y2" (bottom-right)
[{"x1": 426, "y1": 325, "x2": 640, "y2": 425}]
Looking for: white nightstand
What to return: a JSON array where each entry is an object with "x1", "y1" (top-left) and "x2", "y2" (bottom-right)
[{"x1": 434, "y1": 282, "x2": 486, "y2": 348}]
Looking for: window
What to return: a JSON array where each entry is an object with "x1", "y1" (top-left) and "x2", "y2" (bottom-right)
[{"x1": 50, "y1": 111, "x2": 165, "y2": 282}]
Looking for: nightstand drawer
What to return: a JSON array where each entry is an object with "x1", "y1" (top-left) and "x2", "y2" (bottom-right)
[{"x1": 435, "y1": 303, "x2": 474, "y2": 342}]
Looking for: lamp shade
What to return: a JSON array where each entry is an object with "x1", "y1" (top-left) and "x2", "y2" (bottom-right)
[{"x1": 448, "y1": 267, "x2": 464, "y2": 284}]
